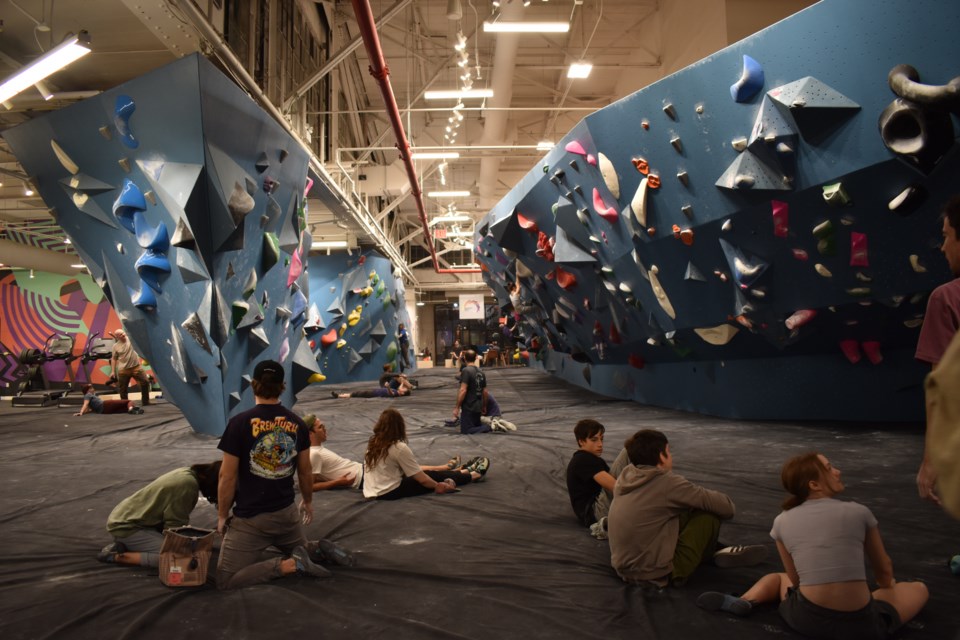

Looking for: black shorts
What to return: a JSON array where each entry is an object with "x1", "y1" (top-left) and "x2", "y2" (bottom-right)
[{"x1": 779, "y1": 587, "x2": 901, "y2": 640}]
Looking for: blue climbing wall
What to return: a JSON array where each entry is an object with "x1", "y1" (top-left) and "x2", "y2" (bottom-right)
[
  {"x1": 3, "y1": 54, "x2": 321, "y2": 435},
  {"x1": 478, "y1": 0, "x2": 960, "y2": 421},
  {"x1": 304, "y1": 251, "x2": 412, "y2": 384}
]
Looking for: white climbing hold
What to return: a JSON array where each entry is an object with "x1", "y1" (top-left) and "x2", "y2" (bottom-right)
[
  {"x1": 731, "y1": 137, "x2": 748, "y2": 152},
  {"x1": 630, "y1": 177, "x2": 649, "y2": 227},
  {"x1": 598, "y1": 152, "x2": 620, "y2": 199},
  {"x1": 815, "y1": 263, "x2": 833, "y2": 278},
  {"x1": 694, "y1": 324, "x2": 739, "y2": 345},
  {"x1": 648, "y1": 264, "x2": 676, "y2": 319},
  {"x1": 721, "y1": 219, "x2": 733, "y2": 232},
  {"x1": 910, "y1": 254, "x2": 927, "y2": 273}
]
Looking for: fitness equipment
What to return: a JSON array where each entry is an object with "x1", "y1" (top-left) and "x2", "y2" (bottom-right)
[
  {"x1": 58, "y1": 332, "x2": 116, "y2": 407},
  {"x1": 12, "y1": 333, "x2": 76, "y2": 407}
]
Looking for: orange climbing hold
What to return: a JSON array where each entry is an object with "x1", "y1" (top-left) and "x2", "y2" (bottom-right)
[
  {"x1": 320, "y1": 328, "x2": 337, "y2": 347},
  {"x1": 632, "y1": 158, "x2": 650, "y2": 174},
  {"x1": 647, "y1": 174, "x2": 661, "y2": 189},
  {"x1": 555, "y1": 267, "x2": 577, "y2": 290}
]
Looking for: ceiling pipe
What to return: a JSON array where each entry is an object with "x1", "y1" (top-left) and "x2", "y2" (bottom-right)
[
  {"x1": 0, "y1": 238, "x2": 80, "y2": 275},
  {"x1": 350, "y1": 0, "x2": 480, "y2": 274}
]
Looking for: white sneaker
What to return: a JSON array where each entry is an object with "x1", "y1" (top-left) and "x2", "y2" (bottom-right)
[{"x1": 589, "y1": 516, "x2": 608, "y2": 540}]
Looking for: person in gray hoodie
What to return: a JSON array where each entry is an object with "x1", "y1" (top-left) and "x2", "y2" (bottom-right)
[{"x1": 607, "y1": 429, "x2": 767, "y2": 587}]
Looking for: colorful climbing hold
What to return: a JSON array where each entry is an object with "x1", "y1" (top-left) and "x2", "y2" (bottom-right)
[
  {"x1": 564, "y1": 140, "x2": 587, "y2": 156},
  {"x1": 632, "y1": 158, "x2": 650, "y2": 174},
  {"x1": 849, "y1": 232, "x2": 869, "y2": 267},
  {"x1": 815, "y1": 263, "x2": 833, "y2": 278},
  {"x1": 839, "y1": 339, "x2": 861, "y2": 364},
  {"x1": 730, "y1": 54, "x2": 764, "y2": 103},
  {"x1": 772, "y1": 200, "x2": 789, "y2": 238},
  {"x1": 592, "y1": 188, "x2": 618, "y2": 224},
  {"x1": 785, "y1": 309, "x2": 817, "y2": 330}
]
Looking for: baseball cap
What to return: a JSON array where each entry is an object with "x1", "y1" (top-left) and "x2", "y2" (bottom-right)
[{"x1": 253, "y1": 360, "x2": 284, "y2": 384}]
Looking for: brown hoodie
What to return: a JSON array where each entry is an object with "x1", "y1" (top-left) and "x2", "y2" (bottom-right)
[{"x1": 608, "y1": 464, "x2": 735, "y2": 582}]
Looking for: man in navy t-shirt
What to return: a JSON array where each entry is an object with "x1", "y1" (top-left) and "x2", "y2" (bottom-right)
[
  {"x1": 216, "y1": 360, "x2": 331, "y2": 588},
  {"x1": 453, "y1": 350, "x2": 490, "y2": 434}
]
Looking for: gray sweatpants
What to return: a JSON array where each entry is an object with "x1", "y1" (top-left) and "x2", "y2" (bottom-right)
[{"x1": 216, "y1": 503, "x2": 307, "y2": 590}]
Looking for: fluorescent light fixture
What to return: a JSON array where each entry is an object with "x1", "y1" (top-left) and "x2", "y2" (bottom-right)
[
  {"x1": 424, "y1": 88, "x2": 493, "y2": 100},
  {"x1": 416, "y1": 301, "x2": 425, "y2": 306},
  {"x1": 311, "y1": 240, "x2": 348, "y2": 248},
  {"x1": 447, "y1": 230, "x2": 475, "y2": 237},
  {"x1": 411, "y1": 151, "x2": 460, "y2": 160},
  {"x1": 483, "y1": 21, "x2": 569, "y2": 33},
  {"x1": 567, "y1": 62, "x2": 593, "y2": 79},
  {"x1": 0, "y1": 31, "x2": 91, "y2": 105},
  {"x1": 427, "y1": 190, "x2": 471, "y2": 198},
  {"x1": 71, "y1": 263, "x2": 86, "y2": 268},
  {"x1": 430, "y1": 214, "x2": 473, "y2": 225},
  {"x1": 63, "y1": 237, "x2": 72, "y2": 244},
  {"x1": 536, "y1": 140, "x2": 555, "y2": 151}
]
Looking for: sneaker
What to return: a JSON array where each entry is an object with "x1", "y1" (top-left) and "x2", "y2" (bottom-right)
[
  {"x1": 446, "y1": 454, "x2": 462, "y2": 470},
  {"x1": 291, "y1": 546, "x2": 332, "y2": 578},
  {"x1": 495, "y1": 417, "x2": 517, "y2": 431},
  {"x1": 465, "y1": 456, "x2": 490, "y2": 477},
  {"x1": 315, "y1": 538, "x2": 357, "y2": 567},
  {"x1": 97, "y1": 541, "x2": 126, "y2": 563},
  {"x1": 127, "y1": 406, "x2": 144, "y2": 415},
  {"x1": 443, "y1": 418, "x2": 460, "y2": 427},
  {"x1": 331, "y1": 390, "x2": 339, "y2": 399},
  {"x1": 696, "y1": 591, "x2": 753, "y2": 617},
  {"x1": 589, "y1": 516, "x2": 608, "y2": 540},
  {"x1": 713, "y1": 544, "x2": 768, "y2": 568}
]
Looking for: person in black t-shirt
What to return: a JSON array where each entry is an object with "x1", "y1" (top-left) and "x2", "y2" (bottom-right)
[
  {"x1": 216, "y1": 360, "x2": 341, "y2": 588},
  {"x1": 453, "y1": 350, "x2": 490, "y2": 434},
  {"x1": 566, "y1": 419, "x2": 618, "y2": 538}
]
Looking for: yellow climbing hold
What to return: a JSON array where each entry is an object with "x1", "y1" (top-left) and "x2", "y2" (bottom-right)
[
  {"x1": 348, "y1": 305, "x2": 362, "y2": 326},
  {"x1": 308, "y1": 372, "x2": 327, "y2": 383}
]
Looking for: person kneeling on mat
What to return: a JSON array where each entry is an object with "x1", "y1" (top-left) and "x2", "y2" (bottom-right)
[
  {"x1": 75, "y1": 384, "x2": 144, "y2": 416},
  {"x1": 97, "y1": 461, "x2": 220, "y2": 567},
  {"x1": 608, "y1": 429, "x2": 767, "y2": 588}
]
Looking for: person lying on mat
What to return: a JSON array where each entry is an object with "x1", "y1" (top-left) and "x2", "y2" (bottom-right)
[
  {"x1": 378, "y1": 363, "x2": 416, "y2": 393},
  {"x1": 608, "y1": 429, "x2": 767, "y2": 588},
  {"x1": 74, "y1": 384, "x2": 144, "y2": 416},
  {"x1": 304, "y1": 413, "x2": 472, "y2": 492},
  {"x1": 330, "y1": 385, "x2": 410, "y2": 399},
  {"x1": 697, "y1": 452, "x2": 929, "y2": 638},
  {"x1": 96, "y1": 461, "x2": 221, "y2": 568},
  {"x1": 362, "y1": 408, "x2": 490, "y2": 500}
]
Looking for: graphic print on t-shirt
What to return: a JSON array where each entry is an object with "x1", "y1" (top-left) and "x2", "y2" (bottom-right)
[{"x1": 249, "y1": 418, "x2": 300, "y2": 479}]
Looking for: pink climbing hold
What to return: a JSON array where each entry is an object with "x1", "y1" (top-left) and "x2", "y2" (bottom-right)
[
  {"x1": 587, "y1": 154, "x2": 597, "y2": 166},
  {"x1": 839, "y1": 339, "x2": 861, "y2": 364},
  {"x1": 862, "y1": 341, "x2": 883, "y2": 365},
  {"x1": 592, "y1": 188, "x2": 618, "y2": 223},
  {"x1": 785, "y1": 309, "x2": 817, "y2": 330},
  {"x1": 564, "y1": 140, "x2": 587, "y2": 156},
  {"x1": 772, "y1": 200, "x2": 789, "y2": 238},
  {"x1": 287, "y1": 248, "x2": 303, "y2": 287},
  {"x1": 792, "y1": 248, "x2": 809, "y2": 261},
  {"x1": 850, "y1": 232, "x2": 869, "y2": 267},
  {"x1": 517, "y1": 212, "x2": 539, "y2": 232}
]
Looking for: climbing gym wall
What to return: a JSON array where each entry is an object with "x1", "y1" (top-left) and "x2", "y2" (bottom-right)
[
  {"x1": 305, "y1": 251, "x2": 412, "y2": 384},
  {"x1": 3, "y1": 54, "x2": 320, "y2": 436},
  {"x1": 477, "y1": 0, "x2": 960, "y2": 421}
]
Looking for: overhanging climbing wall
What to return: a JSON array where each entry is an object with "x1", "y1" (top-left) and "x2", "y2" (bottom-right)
[
  {"x1": 477, "y1": 0, "x2": 960, "y2": 421},
  {"x1": 4, "y1": 54, "x2": 321, "y2": 435}
]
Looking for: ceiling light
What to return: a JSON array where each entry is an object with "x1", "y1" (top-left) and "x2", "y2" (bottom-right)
[
  {"x1": 411, "y1": 151, "x2": 460, "y2": 160},
  {"x1": 483, "y1": 21, "x2": 569, "y2": 33},
  {"x1": 427, "y1": 190, "x2": 471, "y2": 198},
  {"x1": 311, "y1": 240, "x2": 349, "y2": 248},
  {"x1": 536, "y1": 140, "x2": 555, "y2": 151},
  {"x1": 29, "y1": 269, "x2": 35, "y2": 279},
  {"x1": 0, "y1": 31, "x2": 91, "y2": 105},
  {"x1": 446, "y1": 0, "x2": 462, "y2": 20},
  {"x1": 447, "y1": 229, "x2": 475, "y2": 237},
  {"x1": 429, "y1": 214, "x2": 473, "y2": 225},
  {"x1": 22, "y1": 180, "x2": 34, "y2": 196},
  {"x1": 63, "y1": 237, "x2": 72, "y2": 244},
  {"x1": 424, "y1": 88, "x2": 494, "y2": 100},
  {"x1": 567, "y1": 62, "x2": 593, "y2": 79},
  {"x1": 71, "y1": 263, "x2": 86, "y2": 268}
]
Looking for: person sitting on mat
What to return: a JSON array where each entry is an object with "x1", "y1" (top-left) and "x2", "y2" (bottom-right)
[
  {"x1": 74, "y1": 383, "x2": 144, "y2": 416},
  {"x1": 363, "y1": 408, "x2": 490, "y2": 500},
  {"x1": 697, "y1": 451, "x2": 928, "y2": 638},
  {"x1": 566, "y1": 419, "x2": 618, "y2": 539},
  {"x1": 608, "y1": 429, "x2": 767, "y2": 588},
  {"x1": 97, "y1": 461, "x2": 221, "y2": 567},
  {"x1": 305, "y1": 413, "x2": 474, "y2": 492},
  {"x1": 379, "y1": 363, "x2": 417, "y2": 393}
]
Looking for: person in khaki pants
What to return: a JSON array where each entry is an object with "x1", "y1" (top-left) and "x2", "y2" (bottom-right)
[{"x1": 111, "y1": 329, "x2": 150, "y2": 407}]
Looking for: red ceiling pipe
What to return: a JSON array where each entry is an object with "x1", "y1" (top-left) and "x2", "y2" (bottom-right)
[{"x1": 351, "y1": 0, "x2": 481, "y2": 274}]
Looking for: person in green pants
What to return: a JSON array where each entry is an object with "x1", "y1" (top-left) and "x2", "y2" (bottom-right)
[{"x1": 607, "y1": 429, "x2": 767, "y2": 588}]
